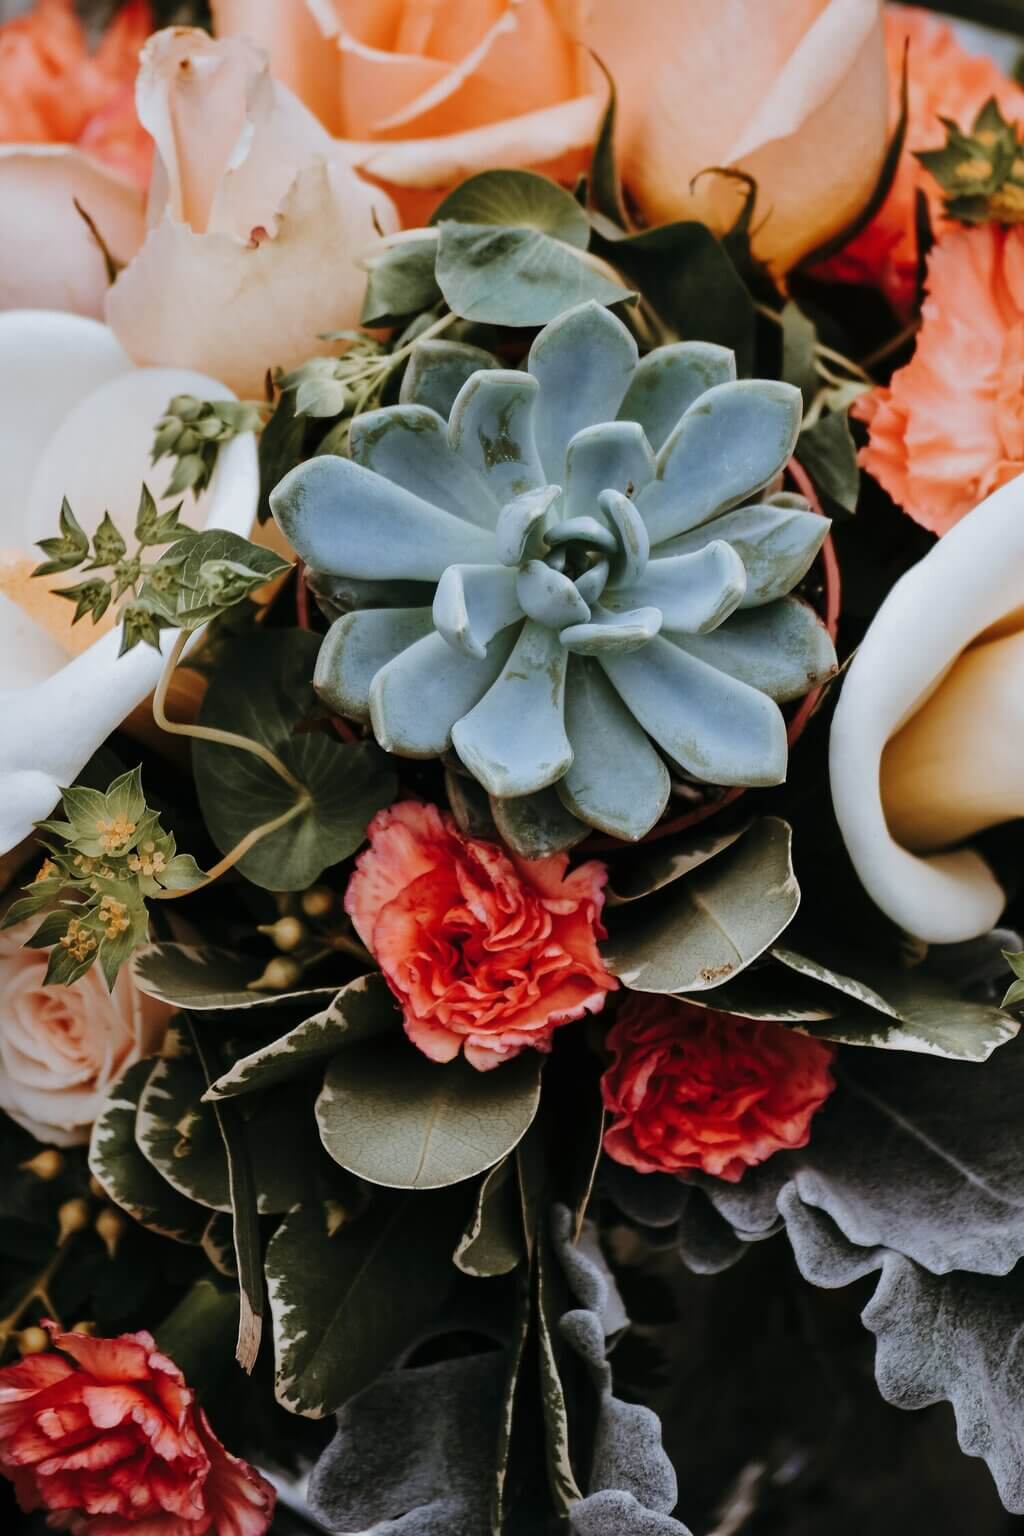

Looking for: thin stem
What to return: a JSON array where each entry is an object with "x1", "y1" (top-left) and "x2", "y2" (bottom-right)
[
  {"x1": 153, "y1": 631, "x2": 306, "y2": 798},
  {"x1": 859, "y1": 319, "x2": 921, "y2": 372},
  {"x1": 0, "y1": 1246, "x2": 71, "y2": 1351},
  {"x1": 152, "y1": 795, "x2": 309, "y2": 901},
  {"x1": 814, "y1": 340, "x2": 872, "y2": 384}
]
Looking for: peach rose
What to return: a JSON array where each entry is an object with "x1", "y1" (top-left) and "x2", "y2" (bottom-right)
[
  {"x1": 104, "y1": 28, "x2": 398, "y2": 396},
  {"x1": 0, "y1": 916, "x2": 171, "y2": 1146},
  {"x1": 345, "y1": 801, "x2": 617, "y2": 1070},
  {"x1": 0, "y1": 1322, "x2": 275, "y2": 1535},
  {"x1": 602, "y1": 994, "x2": 836, "y2": 1183},
  {"x1": 822, "y1": 7, "x2": 1024, "y2": 314},
  {"x1": 853, "y1": 223, "x2": 1024, "y2": 535},
  {"x1": 580, "y1": 0, "x2": 888, "y2": 274},
  {"x1": 210, "y1": 0, "x2": 601, "y2": 223},
  {"x1": 0, "y1": 0, "x2": 151, "y2": 316}
]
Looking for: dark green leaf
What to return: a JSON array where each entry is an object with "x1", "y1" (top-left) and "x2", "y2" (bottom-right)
[
  {"x1": 454, "y1": 1158, "x2": 523, "y2": 1277},
  {"x1": 797, "y1": 410, "x2": 860, "y2": 516},
  {"x1": 361, "y1": 235, "x2": 442, "y2": 326},
  {"x1": 132, "y1": 942, "x2": 337, "y2": 1011},
  {"x1": 588, "y1": 56, "x2": 628, "y2": 229},
  {"x1": 192, "y1": 629, "x2": 397, "y2": 890},
  {"x1": 316, "y1": 1041, "x2": 543, "y2": 1189},
  {"x1": 265, "y1": 1191, "x2": 465, "y2": 1416}
]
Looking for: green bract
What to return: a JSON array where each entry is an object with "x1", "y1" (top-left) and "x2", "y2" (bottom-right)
[{"x1": 271, "y1": 302, "x2": 836, "y2": 844}]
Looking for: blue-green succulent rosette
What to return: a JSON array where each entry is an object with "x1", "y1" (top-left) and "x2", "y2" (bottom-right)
[{"x1": 271, "y1": 302, "x2": 837, "y2": 845}]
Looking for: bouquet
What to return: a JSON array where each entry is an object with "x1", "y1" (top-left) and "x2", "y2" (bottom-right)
[{"x1": 3, "y1": 2, "x2": 1024, "y2": 1531}]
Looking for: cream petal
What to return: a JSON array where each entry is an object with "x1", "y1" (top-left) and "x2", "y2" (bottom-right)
[
  {"x1": 0, "y1": 317, "x2": 258, "y2": 854},
  {"x1": 0, "y1": 310, "x2": 131, "y2": 543},
  {"x1": 0, "y1": 146, "x2": 145, "y2": 317},
  {"x1": 106, "y1": 158, "x2": 396, "y2": 396},
  {"x1": 211, "y1": 0, "x2": 346, "y2": 135},
  {"x1": 829, "y1": 474, "x2": 1024, "y2": 943}
]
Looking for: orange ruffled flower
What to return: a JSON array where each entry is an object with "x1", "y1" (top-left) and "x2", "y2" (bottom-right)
[
  {"x1": 854, "y1": 223, "x2": 1024, "y2": 535},
  {"x1": 822, "y1": 6, "x2": 1024, "y2": 315},
  {"x1": 0, "y1": 0, "x2": 152, "y2": 187}
]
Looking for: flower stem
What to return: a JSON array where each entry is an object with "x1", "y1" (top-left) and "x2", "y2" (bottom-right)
[
  {"x1": 153, "y1": 630, "x2": 306, "y2": 798},
  {"x1": 0, "y1": 1246, "x2": 70, "y2": 1353},
  {"x1": 151, "y1": 796, "x2": 309, "y2": 902}
]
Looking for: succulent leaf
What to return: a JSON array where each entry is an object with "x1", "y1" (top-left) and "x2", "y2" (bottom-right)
[{"x1": 272, "y1": 302, "x2": 835, "y2": 838}]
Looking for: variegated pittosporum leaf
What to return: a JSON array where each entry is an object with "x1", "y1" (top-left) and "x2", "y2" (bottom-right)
[{"x1": 272, "y1": 302, "x2": 836, "y2": 844}]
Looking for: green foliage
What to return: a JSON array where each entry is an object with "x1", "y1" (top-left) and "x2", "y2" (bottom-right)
[
  {"x1": 3, "y1": 768, "x2": 203, "y2": 989},
  {"x1": 151, "y1": 393, "x2": 267, "y2": 498},
  {"x1": 917, "y1": 96, "x2": 1024, "y2": 225},
  {"x1": 1003, "y1": 947, "x2": 1024, "y2": 1008},
  {"x1": 31, "y1": 485, "x2": 289, "y2": 655},
  {"x1": 192, "y1": 628, "x2": 398, "y2": 890}
]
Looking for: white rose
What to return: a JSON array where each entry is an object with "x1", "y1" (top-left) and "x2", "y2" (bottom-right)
[{"x1": 0, "y1": 918, "x2": 171, "y2": 1145}]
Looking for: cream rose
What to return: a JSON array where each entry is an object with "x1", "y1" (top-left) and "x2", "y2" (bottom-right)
[
  {"x1": 830, "y1": 473, "x2": 1024, "y2": 944},
  {"x1": 210, "y1": 0, "x2": 601, "y2": 223},
  {"x1": 581, "y1": 0, "x2": 889, "y2": 274},
  {"x1": 0, "y1": 917, "x2": 171, "y2": 1145},
  {"x1": 105, "y1": 28, "x2": 398, "y2": 396}
]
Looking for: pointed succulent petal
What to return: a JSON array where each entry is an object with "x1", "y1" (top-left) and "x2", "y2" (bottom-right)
[
  {"x1": 495, "y1": 485, "x2": 562, "y2": 565},
  {"x1": 618, "y1": 341, "x2": 737, "y2": 452},
  {"x1": 608, "y1": 541, "x2": 746, "y2": 635},
  {"x1": 491, "y1": 785, "x2": 589, "y2": 859},
  {"x1": 399, "y1": 338, "x2": 500, "y2": 417},
  {"x1": 314, "y1": 608, "x2": 435, "y2": 720},
  {"x1": 560, "y1": 605, "x2": 662, "y2": 655},
  {"x1": 432, "y1": 564, "x2": 521, "y2": 659},
  {"x1": 564, "y1": 421, "x2": 655, "y2": 526},
  {"x1": 638, "y1": 380, "x2": 803, "y2": 545},
  {"x1": 559, "y1": 658, "x2": 670, "y2": 840},
  {"x1": 271, "y1": 455, "x2": 495, "y2": 580},
  {"x1": 658, "y1": 504, "x2": 829, "y2": 608},
  {"x1": 671, "y1": 597, "x2": 837, "y2": 702},
  {"x1": 601, "y1": 637, "x2": 788, "y2": 786},
  {"x1": 350, "y1": 405, "x2": 497, "y2": 528},
  {"x1": 574, "y1": 558, "x2": 610, "y2": 606},
  {"x1": 448, "y1": 370, "x2": 544, "y2": 504},
  {"x1": 598, "y1": 488, "x2": 650, "y2": 587},
  {"x1": 528, "y1": 300, "x2": 639, "y2": 480},
  {"x1": 369, "y1": 627, "x2": 518, "y2": 758},
  {"x1": 453, "y1": 621, "x2": 573, "y2": 796},
  {"x1": 516, "y1": 560, "x2": 591, "y2": 629}
]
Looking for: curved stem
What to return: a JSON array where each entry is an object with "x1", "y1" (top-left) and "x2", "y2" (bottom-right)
[
  {"x1": 152, "y1": 795, "x2": 309, "y2": 901},
  {"x1": 153, "y1": 630, "x2": 306, "y2": 798},
  {"x1": 0, "y1": 1246, "x2": 70, "y2": 1351}
]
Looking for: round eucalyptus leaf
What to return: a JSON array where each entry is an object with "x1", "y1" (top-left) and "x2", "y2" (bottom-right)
[
  {"x1": 431, "y1": 170, "x2": 590, "y2": 248},
  {"x1": 316, "y1": 1041, "x2": 543, "y2": 1190}
]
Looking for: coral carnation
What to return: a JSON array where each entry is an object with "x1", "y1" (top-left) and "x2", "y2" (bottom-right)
[
  {"x1": 345, "y1": 801, "x2": 617, "y2": 1070},
  {"x1": 601, "y1": 995, "x2": 836, "y2": 1183},
  {"x1": 0, "y1": 0, "x2": 152, "y2": 186},
  {"x1": 854, "y1": 223, "x2": 1024, "y2": 534},
  {"x1": 821, "y1": 7, "x2": 1024, "y2": 315},
  {"x1": 0, "y1": 1323, "x2": 274, "y2": 1535}
]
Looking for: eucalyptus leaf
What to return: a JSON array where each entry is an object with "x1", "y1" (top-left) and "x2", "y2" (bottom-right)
[
  {"x1": 192, "y1": 629, "x2": 397, "y2": 890},
  {"x1": 361, "y1": 235, "x2": 442, "y2": 326},
  {"x1": 437, "y1": 223, "x2": 632, "y2": 327},
  {"x1": 265, "y1": 1192, "x2": 465, "y2": 1417},
  {"x1": 431, "y1": 170, "x2": 591, "y2": 248},
  {"x1": 604, "y1": 818, "x2": 798, "y2": 993},
  {"x1": 207, "y1": 972, "x2": 401, "y2": 1099},
  {"x1": 604, "y1": 822, "x2": 748, "y2": 905},
  {"x1": 316, "y1": 1042, "x2": 543, "y2": 1190}
]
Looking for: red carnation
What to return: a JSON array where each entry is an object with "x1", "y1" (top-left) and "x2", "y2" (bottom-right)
[
  {"x1": 345, "y1": 801, "x2": 617, "y2": 1070},
  {"x1": 602, "y1": 995, "x2": 836, "y2": 1182},
  {"x1": 0, "y1": 1322, "x2": 274, "y2": 1535}
]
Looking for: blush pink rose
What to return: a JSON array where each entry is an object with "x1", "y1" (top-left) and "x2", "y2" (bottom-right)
[
  {"x1": 0, "y1": 1322, "x2": 274, "y2": 1535},
  {"x1": 0, "y1": 917, "x2": 171, "y2": 1147},
  {"x1": 345, "y1": 801, "x2": 617, "y2": 1070},
  {"x1": 853, "y1": 222, "x2": 1024, "y2": 535},
  {"x1": 211, "y1": 0, "x2": 600, "y2": 226},
  {"x1": 602, "y1": 994, "x2": 836, "y2": 1182}
]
